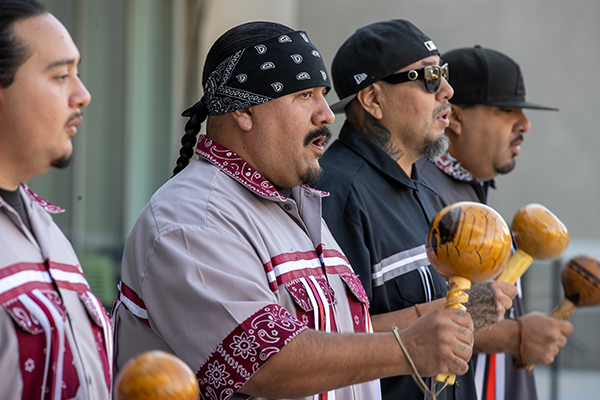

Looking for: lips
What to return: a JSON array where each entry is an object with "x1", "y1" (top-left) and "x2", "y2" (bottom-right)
[
  {"x1": 304, "y1": 125, "x2": 333, "y2": 150},
  {"x1": 311, "y1": 135, "x2": 326, "y2": 148},
  {"x1": 509, "y1": 134, "x2": 524, "y2": 155},
  {"x1": 436, "y1": 107, "x2": 451, "y2": 128},
  {"x1": 65, "y1": 112, "x2": 83, "y2": 137}
]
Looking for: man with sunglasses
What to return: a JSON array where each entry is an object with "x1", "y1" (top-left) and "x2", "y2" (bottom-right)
[
  {"x1": 417, "y1": 46, "x2": 574, "y2": 400},
  {"x1": 314, "y1": 19, "x2": 517, "y2": 400}
]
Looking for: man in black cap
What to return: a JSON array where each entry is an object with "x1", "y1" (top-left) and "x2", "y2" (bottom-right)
[
  {"x1": 314, "y1": 20, "x2": 518, "y2": 400},
  {"x1": 417, "y1": 46, "x2": 574, "y2": 400}
]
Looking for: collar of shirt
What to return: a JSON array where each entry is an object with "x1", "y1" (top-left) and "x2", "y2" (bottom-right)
[
  {"x1": 337, "y1": 121, "x2": 435, "y2": 192},
  {"x1": 0, "y1": 183, "x2": 64, "y2": 214},
  {"x1": 194, "y1": 134, "x2": 328, "y2": 202},
  {"x1": 432, "y1": 152, "x2": 496, "y2": 197},
  {"x1": 433, "y1": 152, "x2": 477, "y2": 183}
]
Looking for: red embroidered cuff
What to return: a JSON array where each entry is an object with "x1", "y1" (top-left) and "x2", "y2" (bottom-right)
[{"x1": 196, "y1": 304, "x2": 307, "y2": 399}]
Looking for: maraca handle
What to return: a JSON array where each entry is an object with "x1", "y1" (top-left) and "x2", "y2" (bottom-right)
[
  {"x1": 433, "y1": 276, "x2": 471, "y2": 386},
  {"x1": 551, "y1": 298, "x2": 576, "y2": 320},
  {"x1": 523, "y1": 298, "x2": 576, "y2": 371},
  {"x1": 496, "y1": 249, "x2": 534, "y2": 285}
]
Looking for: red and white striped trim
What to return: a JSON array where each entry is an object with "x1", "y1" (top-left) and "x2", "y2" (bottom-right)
[
  {"x1": 264, "y1": 248, "x2": 354, "y2": 291},
  {"x1": 20, "y1": 289, "x2": 67, "y2": 400},
  {"x1": 117, "y1": 281, "x2": 149, "y2": 325},
  {"x1": 0, "y1": 262, "x2": 89, "y2": 305}
]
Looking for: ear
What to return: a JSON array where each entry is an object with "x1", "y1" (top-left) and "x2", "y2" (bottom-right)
[
  {"x1": 448, "y1": 105, "x2": 463, "y2": 136},
  {"x1": 230, "y1": 107, "x2": 253, "y2": 132},
  {"x1": 356, "y1": 84, "x2": 384, "y2": 120}
]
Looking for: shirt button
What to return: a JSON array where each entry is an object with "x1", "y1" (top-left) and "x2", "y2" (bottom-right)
[{"x1": 284, "y1": 204, "x2": 292, "y2": 211}]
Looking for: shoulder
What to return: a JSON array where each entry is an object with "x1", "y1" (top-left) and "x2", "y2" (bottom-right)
[
  {"x1": 316, "y1": 141, "x2": 369, "y2": 215},
  {"x1": 416, "y1": 158, "x2": 446, "y2": 187}
]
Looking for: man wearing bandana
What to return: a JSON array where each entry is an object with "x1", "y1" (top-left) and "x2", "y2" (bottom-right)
[
  {"x1": 417, "y1": 46, "x2": 573, "y2": 400},
  {"x1": 111, "y1": 21, "x2": 512, "y2": 400},
  {"x1": 314, "y1": 20, "x2": 518, "y2": 400}
]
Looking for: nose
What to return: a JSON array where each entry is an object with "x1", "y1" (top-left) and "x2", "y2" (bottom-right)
[
  {"x1": 516, "y1": 110, "x2": 531, "y2": 133},
  {"x1": 314, "y1": 91, "x2": 335, "y2": 126},
  {"x1": 71, "y1": 75, "x2": 91, "y2": 109},
  {"x1": 437, "y1": 77, "x2": 454, "y2": 102}
]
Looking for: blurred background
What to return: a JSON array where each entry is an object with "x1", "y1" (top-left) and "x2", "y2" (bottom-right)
[{"x1": 33, "y1": 1, "x2": 600, "y2": 398}]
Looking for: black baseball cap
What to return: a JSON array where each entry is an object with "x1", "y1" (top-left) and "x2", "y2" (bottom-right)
[
  {"x1": 443, "y1": 45, "x2": 558, "y2": 111},
  {"x1": 329, "y1": 19, "x2": 440, "y2": 114}
]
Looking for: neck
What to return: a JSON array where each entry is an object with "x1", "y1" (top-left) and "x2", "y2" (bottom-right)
[
  {"x1": 0, "y1": 171, "x2": 22, "y2": 191},
  {"x1": 351, "y1": 115, "x2": 414, "y2": 176}
]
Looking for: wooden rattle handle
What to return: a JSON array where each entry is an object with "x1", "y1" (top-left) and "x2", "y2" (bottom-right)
[
  {"x1": 496, "y1": 249, "x2": 534, "y2": 285},
  {"x1": 550, "y1": 298, "x2": 577, "y2": 320},
  {"x1": 433, "y1": 276, "x2": 471, "y2": 385}
]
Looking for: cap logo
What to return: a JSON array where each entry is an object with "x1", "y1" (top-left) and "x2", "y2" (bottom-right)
[
  {"x1": 311, "y1": 50, "x2": 321, "y2": 58},
  {"x1": 236, "y1": 74, "x2": 247, "y2": 83},
  {"x1": 354, "y1": 73, "x2": 368, "y2": 85},
  {"x1": 424, "y1": 40, "x2": 437, "y2": 51},
  {"x1": 320, "y1": 70, "x2": 327, "y2": 81},
  {"x1": 278, "y1": 35, "x2": 292, "y2": 43},
  {"x1": 296, "y1": 72, "x2": 311, "y2": 80}
]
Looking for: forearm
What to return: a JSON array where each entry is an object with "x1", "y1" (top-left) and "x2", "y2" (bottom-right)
[
  {"x1": 371, "y1": 298, "x2": 445, "y2": 332},
  {"x1": 473, "y1": 319, "x2": 519, "y2": 357},
  {"x1": 239, "y1": 328, "x2": 408, "y2": 397},
  {"x1": 241, "y1": 308, "x2": 474, "y2": 398}
]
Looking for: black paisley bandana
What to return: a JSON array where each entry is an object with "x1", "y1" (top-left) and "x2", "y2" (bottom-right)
[{"x1": 202, "y1": 31, "x2": 331, "y2": 115}]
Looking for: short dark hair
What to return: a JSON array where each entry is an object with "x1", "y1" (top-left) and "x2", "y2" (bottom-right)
[
  {"x1": 0, "y1": 0, "x2": 47, "y2": 88},
  {"x1": 173, "y1": 21, "x2": 295, "y2": 176}
]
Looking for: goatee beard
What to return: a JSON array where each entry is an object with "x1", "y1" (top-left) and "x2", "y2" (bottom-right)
[
  {"x1": 424, "y1": 134, "x2": 450, "y2": 162},
  {"x1": 51, "y1": 154, "x2": 72, "y2": 169},
  {"x1": 300, "y1": 166, "x2": 324, "y2": 186}
]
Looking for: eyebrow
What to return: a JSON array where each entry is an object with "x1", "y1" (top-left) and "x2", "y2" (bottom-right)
[
  {"x1": 44, "y1": 57, "x2": 81, "y2": 71},
  {"x1": 417, "y1": 59, "x2": 438, "y2": 68}
]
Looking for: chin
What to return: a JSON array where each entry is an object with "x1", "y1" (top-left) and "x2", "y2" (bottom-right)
[
  {"x1": 300, "y1": 166, "x2": 324, "y2": 186},
  {"x1": 495, "y1": 161, "x2": 516, "y2": 175},
  {"x1": 51, "y1": 153, "x2": 73, "y2": 169}
]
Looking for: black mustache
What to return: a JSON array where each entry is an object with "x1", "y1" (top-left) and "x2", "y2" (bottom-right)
[
  {"x1": 65, "y1": 111, "x2": 84, "y2": 126},
  {"x1": 304, "y1": 125, "x2": 333, "y2": 147},
  {"x1": 511, "y1": 134, "x2": 524, "y2": 144}
]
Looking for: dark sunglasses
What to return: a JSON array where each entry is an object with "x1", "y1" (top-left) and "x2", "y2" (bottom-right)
[{"x1": 381, "y1": 63, "x2": 449, "y2": 93}]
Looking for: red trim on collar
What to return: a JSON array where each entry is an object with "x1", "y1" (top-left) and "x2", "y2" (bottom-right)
[
  {"x1": 195, "y1": 135, "x2": 287, "y2": 201},
  {"x1": 21, "y1": 183, "x2": 65, "y2": 213},
  {"x1": 194, "y1": 135, "x2": 326, "y2": 200}
]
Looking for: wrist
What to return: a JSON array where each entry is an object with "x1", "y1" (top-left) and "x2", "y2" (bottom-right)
[{"x1": 512, "y1": 317, "x2": 526, "y2": 371}]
